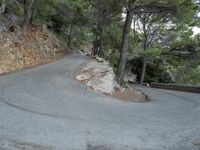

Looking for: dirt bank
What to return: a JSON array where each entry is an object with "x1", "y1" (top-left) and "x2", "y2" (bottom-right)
[{"x1": 0, "y1": 19, "x2": 70, "y2": 75}]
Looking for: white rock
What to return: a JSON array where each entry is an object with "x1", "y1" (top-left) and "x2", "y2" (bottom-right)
[
  {"x1": 77, "y1": 59, "x2": 116, "y2": 95},
  {"x1": 124, "y1": 72, "x2": 136, "y2": 83},
  {"x1": 76, "y1": 72, "x2": 92, "y2": 81}
]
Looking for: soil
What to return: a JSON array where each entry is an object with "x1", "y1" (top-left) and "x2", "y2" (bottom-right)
[
  {"x1": 0, "y1": 16, "x2": 70, "y2": 75},
  {"x1": 112, "y1": 88, "x2": 149, "y2": 103}
]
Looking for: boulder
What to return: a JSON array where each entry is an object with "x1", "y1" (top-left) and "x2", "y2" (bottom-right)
[
  {"x1": 124, "y1": 72, "x2": 137, "y2": 83},
  {"x1": 77, "y1": 60, "x2": 116, "y2": 95},
  {"x1": 95, "y1": 56, "x2": 104, "y2": 63}
]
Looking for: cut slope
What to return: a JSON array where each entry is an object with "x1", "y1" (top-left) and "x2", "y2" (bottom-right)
[{"x1": 0, "y1": 18, "x2": 69, "y2": 74}]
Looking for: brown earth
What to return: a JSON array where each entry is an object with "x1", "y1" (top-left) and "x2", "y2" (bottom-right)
[
  {"x1": 112, "y1": 88, "x2": 149, "y2": 103},
  {"x1": 0, "y1": 20, "x2": 70, "y2": 75}
]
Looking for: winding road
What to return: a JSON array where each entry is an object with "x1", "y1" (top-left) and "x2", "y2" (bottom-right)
[{"x1": 0, "y1": 55, "x2": 200, "y2": 150}]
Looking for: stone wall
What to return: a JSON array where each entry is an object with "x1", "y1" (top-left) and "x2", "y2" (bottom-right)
[{"x1": 151, "y1": 83, "x2": 200, "y2": 93}]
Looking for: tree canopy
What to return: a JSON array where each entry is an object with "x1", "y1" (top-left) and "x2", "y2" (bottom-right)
[{"x1": 1, "y1": 0, "x2": 200, "y2": 85}]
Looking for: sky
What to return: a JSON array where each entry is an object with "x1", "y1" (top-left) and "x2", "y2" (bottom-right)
[
  {"x1": 193, "y1": 27, "x2": 200, "y2": 35},
  {"x1": 192, "y1": 13, "x2": 200, "y2": 35},
  {"x1": 123, "y1": 11, "x2": 200, "y2": 36}
]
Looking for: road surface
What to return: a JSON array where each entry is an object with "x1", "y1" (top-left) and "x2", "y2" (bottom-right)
[{"x1": 0, "y1": 55, "x2": 200, "y2": 150}]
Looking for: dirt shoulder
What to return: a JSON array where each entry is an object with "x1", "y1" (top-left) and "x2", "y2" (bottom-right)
[{"x1": 112, "y1": 88, "x2": 149, "y2": 103}]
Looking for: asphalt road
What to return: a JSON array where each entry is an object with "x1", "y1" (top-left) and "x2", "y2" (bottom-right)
[{"x1": 0, "y1": 54, "x2": 200, "y2": 150}]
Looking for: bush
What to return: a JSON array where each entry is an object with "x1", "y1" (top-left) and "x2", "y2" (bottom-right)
[{"x1": 127, "y1": 57, "x2": 174, "y2": 83}]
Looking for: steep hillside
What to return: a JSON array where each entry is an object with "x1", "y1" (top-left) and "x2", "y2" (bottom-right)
[{"x1": 0, "y1": 18, "x2": 70, "y2": 74}]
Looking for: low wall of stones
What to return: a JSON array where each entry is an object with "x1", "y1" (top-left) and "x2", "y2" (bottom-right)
[{"x1": 151, "y1": 83, "x2": 200, "y2": 93}]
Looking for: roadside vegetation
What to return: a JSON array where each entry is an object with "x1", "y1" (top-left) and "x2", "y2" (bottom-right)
[{"x1": 0, "y1": 0, "x2": 200, "y2": 85}]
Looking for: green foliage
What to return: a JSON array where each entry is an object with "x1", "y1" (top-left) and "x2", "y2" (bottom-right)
[
  {"x1": 6, "y1": 1, "x2": 23, "y2": 16},
  {"x1": 2, "y1": 0, "x2": 199, "y2": 85},
  {"x1": 175, "y1": 0, "x2": 196, "y2": 24},
  {"x1": 145, "y1": 59, "x2": 174, "y2": 83},
  {"x1": 33, "y1": 0, "x2": 57, "y2": 25},
  {"x1": 103, "y1": 24, "x2": 122, "y2": 50},
  {"x1": 164, "y1": 32, "x2": 200, "y2": 85},
  {"x1": 71, "y1": 27, "x2": 92, "y2": 50},
  {"x1": 173, "y1": 64, "x2": 200, "y2": 85},
  {"x1": 109, "y1": 51, "x2": 120, "y2": 73},
  {"x1": 188, "y1": 67, "x2": 200, "y2": 84},
  {"x1": 141, "y1": 48, "x2": 162, "y2": 58},
  {"x1": 127, "y1": 57, "x2": 174, "y2": 83}
]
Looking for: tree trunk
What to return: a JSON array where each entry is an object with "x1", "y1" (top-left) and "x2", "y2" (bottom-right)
[
  {"x1": 91, "y1": 1, "x2": 107, "y2": 56},
  {"x1": 92, "y1": 34, "x2": 102, "y2": 56},
  {"x1": 139, "y1": 38, "x2": 148, "y2": 85},
  {"x1": 0, "y1": 0, "x2": 6, "y2": 14},
  {"x1": 139, "y1": 18, "x2": 151, "y2": 85},
  {"x1": 68, "y1": 23, "x2": 73, "y2": 47},
  {"x1": 139, "y1": 56, "x2": 147, "y2": 85},
  {"x1": 22, "y1": 0, "x2": 37, "y2": 27},
  {"x1": 116, "y1": 1, "x2": 135, "y2": 84}
]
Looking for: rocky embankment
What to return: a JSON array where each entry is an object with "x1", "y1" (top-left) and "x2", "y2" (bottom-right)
[{"x1": 0, "y1": 17, "x2": 69, "y2": 74}]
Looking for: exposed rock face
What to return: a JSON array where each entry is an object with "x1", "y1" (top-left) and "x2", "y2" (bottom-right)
[
  {"x1": 76, "y1": 59, "x2": 116, "y2": 95},
  {"x1": 0, "y1": 26, "x2": 69, "y2": 74}
]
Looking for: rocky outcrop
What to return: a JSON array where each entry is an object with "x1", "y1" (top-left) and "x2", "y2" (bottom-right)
[
  {"x1": 76, "y1": 58, "x2": 116, "y2": 95},
  {"x1": 124, "y1": 72, "x2": 137, "y2": 83},
  {"x1": 76, "y1": 57, "x2": 148, "y2": 102},
  {"x1": 0, "y1": 25, "x2": 69, "y2": 74}
]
